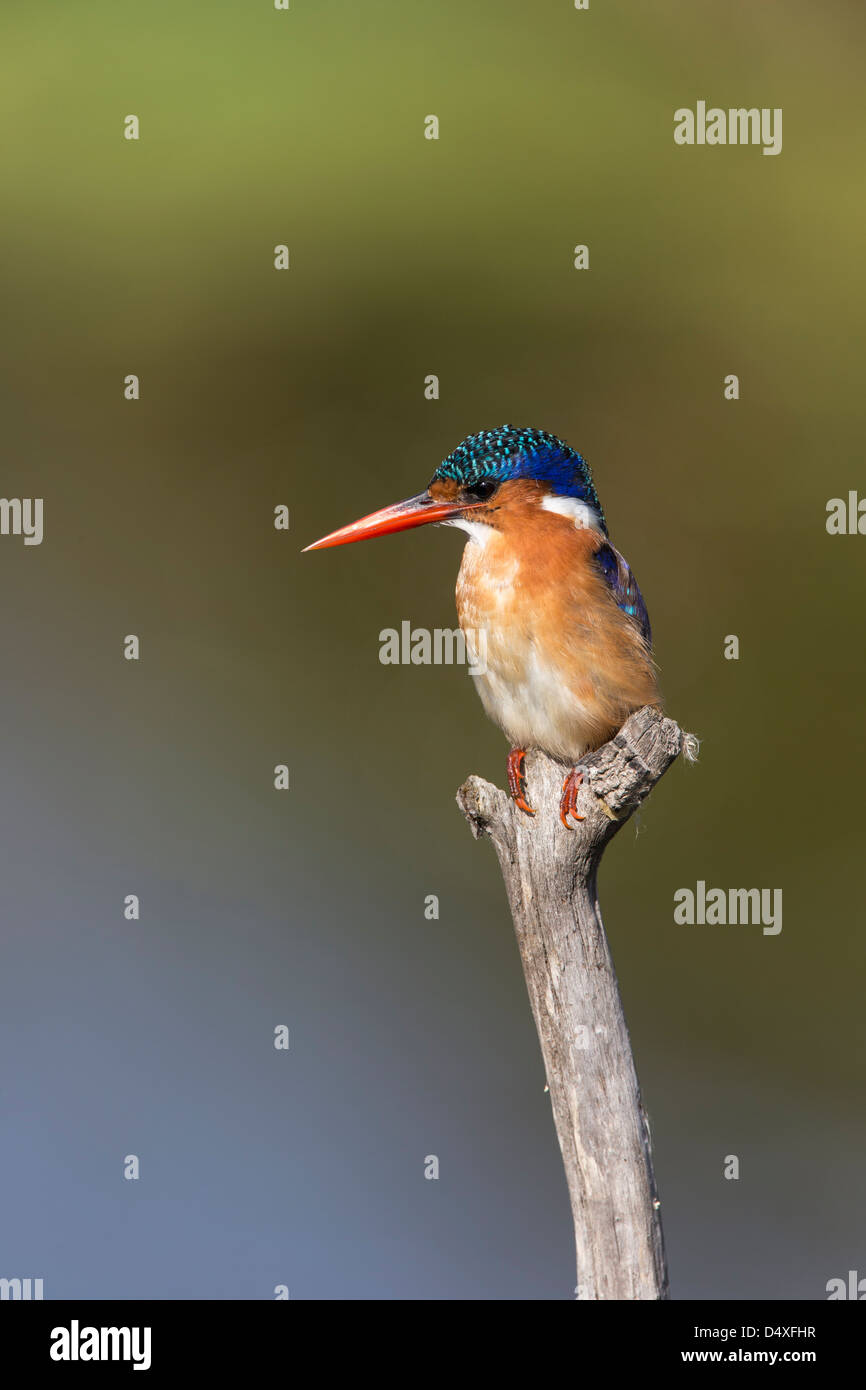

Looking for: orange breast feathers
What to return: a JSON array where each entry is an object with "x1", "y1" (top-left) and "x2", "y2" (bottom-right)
[{"x1": 453, "y1": 489, "x2": 660, "y2": 763}]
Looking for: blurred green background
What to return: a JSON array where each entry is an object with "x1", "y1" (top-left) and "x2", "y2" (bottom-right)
[{"x1": 1, "y1": 0, "x2": 864, "y2": 1298}]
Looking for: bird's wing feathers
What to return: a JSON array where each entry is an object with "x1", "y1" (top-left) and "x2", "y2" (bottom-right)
[{"x1": 593, "y1": 541, "x2": 652, "y2": 648}]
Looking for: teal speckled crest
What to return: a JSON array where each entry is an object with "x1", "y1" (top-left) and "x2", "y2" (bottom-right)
[{"x1": 430, "y1": 425, "x2": 607, "y2": 534}]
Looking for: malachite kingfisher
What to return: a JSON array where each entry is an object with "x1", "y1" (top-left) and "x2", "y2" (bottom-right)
[{"x1": 304, "y1": 425, "x2": 660, "y2": 828}]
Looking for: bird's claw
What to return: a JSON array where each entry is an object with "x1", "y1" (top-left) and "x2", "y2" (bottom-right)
[
  {"x1": 560, "y1": 768, "x2": 586, "y2": 828},
  {"x1": 506, "y1": 747, "x2": 535, "y2": 816}
]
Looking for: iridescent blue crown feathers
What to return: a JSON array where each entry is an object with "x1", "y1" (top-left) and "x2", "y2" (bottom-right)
[{"x1": 430, "y1": 425, "x2": 607, "y2": 534}]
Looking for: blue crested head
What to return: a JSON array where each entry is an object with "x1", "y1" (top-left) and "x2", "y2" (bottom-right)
[{"x1": 429, "y1": 425, "x2": 607, "y2": 534}]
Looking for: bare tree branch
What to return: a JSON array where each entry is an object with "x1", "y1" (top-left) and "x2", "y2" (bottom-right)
[{"x1": 457, "y1": 705, "x2": 685, "y2": 1300}]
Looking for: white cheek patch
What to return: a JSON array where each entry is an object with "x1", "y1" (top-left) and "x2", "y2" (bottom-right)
[
  {"x1": 540, "y1": 494, "x2": 602, "y2": 531},
  {"x1": 444, "y1": 517, "x2": 495, "y2": 546}
]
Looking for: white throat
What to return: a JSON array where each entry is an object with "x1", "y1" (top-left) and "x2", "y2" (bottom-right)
[{"x1": 445, "y1": 517, "x2": 495, "y2": 546}]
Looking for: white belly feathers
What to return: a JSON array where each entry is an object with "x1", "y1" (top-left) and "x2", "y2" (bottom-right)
[{"x1": 454, "y1": 523, "x2": 600, "y2": 762}]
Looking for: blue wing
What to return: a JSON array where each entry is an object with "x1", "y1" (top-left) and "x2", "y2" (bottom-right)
[{"x1": 594, "y1": 542, "x2": 652, "y2": 649}]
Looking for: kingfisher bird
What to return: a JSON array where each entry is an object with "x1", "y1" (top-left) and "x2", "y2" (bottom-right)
[{"x1": 304, "y1": 425, "x2": 660, "y2": 827}]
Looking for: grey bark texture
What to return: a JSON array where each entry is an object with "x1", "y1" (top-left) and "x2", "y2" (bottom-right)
[{"x1": 456, "y1": 704, "x2": 684, "y2": 1301}]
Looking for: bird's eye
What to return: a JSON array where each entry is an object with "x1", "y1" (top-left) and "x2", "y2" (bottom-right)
[{"x1": 464, "y1": 478, "x2": 497, "y2": 503}]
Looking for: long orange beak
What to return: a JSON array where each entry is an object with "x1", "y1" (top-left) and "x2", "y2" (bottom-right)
[{"x1": 303, "y1": 491, "x2": 481, "y2": 551}]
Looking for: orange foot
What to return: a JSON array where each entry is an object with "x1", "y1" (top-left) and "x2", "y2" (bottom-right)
[
  {"x1": 506, "y1": 747, "x2": 535, "y2": 816},
  {"x1": 560, "y1": 768, "x2": 585, "y2": 828}
]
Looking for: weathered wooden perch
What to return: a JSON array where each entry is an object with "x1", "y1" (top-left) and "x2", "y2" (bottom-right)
[{"x1": 456, "y1": 705, "x2": 684, "y2": 1300}]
